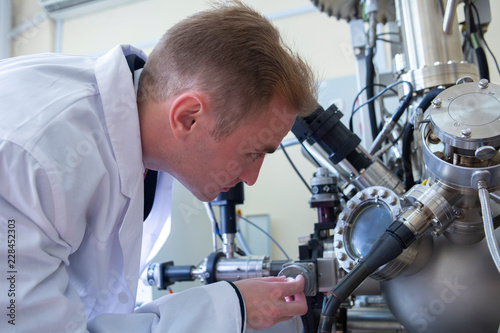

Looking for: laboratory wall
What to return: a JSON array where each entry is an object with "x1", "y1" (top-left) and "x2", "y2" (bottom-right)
[{"x1": 7, "y1": 0, "x2": 500, "y2": 295}]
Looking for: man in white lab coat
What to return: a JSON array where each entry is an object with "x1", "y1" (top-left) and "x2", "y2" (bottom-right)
[{"x1": 0, "y1": 2, "x2": 316, "y2": 332}]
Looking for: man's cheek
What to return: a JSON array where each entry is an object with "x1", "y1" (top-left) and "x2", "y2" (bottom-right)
[{"x1": 226, "y1": 160, "x2": 243, "y2": 177}]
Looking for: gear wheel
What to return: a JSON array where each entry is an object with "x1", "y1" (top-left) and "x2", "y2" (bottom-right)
[
  {"x1": 311, "y1": 0, "x2": 396, "y2": 24},
  {"x1": 311, "y1": 0, "x2": 362, "y2": 21}
]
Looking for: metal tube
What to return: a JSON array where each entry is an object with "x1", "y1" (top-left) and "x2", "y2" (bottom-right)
[
  {"x1": 398, "y1": 0, "x2": 463, "y2": 70},
  {"x1": 442, "y1": 0, "x2": 459, "y2": 34},
  {"x1": 0, "y1": 0, "x2": 12, "y2": 59},
  {"x1": 203, "y1": 202, "x2": 218, "y2": 253},
  {"x1": 478, "y1": 180, "x2": 500, "y2": 273}
]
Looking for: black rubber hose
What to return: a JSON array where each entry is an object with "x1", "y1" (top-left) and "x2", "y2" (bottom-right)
[
  {"x1": 402, "y1": 122, "x2": 415, "y2": 191},
  {"x1": 475, "y1": 47, "x2": 490, "y2": 81},
  {"x1": 418, "y1": 88, "x2": 444, "y2": 112},
  {"x1": 388, "y1": 83, "x2": 413, "y2": 124},
  {"x1": 318, "y1": 221, "x2": 416, "y2": 333},
  {"x1": 400, "y1": 87, "x2": 443, "y2": 191},
  {"x1": 366, "y1": 47, "x2": 378, "y2": 140}
]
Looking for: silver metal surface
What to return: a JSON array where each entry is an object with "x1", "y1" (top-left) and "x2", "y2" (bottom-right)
[
  {"x1": 442, "y1": 0, "x2": 459, "y2": 34},
  {"x1": 316, "y1": 257, "x2": 339, "y2": 293},
  {"x1": 396, "y1": 0, "x2": 478, "y2": 92},
  {"x1": 429, "y1": 81, "x2": 500, "y2": 151},
  {"x1": 399, "y1": 183, "x2": 460, "y2": 237},
  {"x1": 382, "y1": 227, "x2": 500, "y2": 333},
  {"x1": 397, "y1": 0, "x2": 462, "y2": 70},
  {"x1": 478, "y1": 180, "x2": 500, "y2": 273},
  {"x1": 222, "y1": 233, "x2": 236, "y2": 259},
  {"x1": 215, "y1": 255, "x2": 271, "y2": 281},
  {"x1": 351, "y1": 160, "x2": 405, "y2": 195},
  {"x1": 278, "y1": 262, "x2": 317, "y2": 296},
  {"x1": 422, "y1": 125, "x2": 500, "y2": 191}
]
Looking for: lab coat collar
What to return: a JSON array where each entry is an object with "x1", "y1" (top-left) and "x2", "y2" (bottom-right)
[{"x1": 94, "y1": 45, "x2": 148, "y2": 198}]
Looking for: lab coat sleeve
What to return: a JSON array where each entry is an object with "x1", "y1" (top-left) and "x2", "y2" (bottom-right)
[
  {"x1": 0, "y1": 141, "x2": 245, "y2": 333},
  {"x1": 88, "y1": 282, "x2": 246, "y2": 333},
  {"x1": 0, "y1": 141, "x2": 88, "y2": 333}
]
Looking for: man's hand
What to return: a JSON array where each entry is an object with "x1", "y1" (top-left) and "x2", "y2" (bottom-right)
[{"x1": 233, "y1": 275, "x2": 307, "y2": 330}]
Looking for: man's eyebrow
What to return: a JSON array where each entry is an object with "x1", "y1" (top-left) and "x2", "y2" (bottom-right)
[{"x1": 258, "y1": 146, "x2": 278, "y2": 154}]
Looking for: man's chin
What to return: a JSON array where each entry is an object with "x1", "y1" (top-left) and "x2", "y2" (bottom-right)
[{"x1": 193, "y1": 189, "x2": 223, "y2": 202}]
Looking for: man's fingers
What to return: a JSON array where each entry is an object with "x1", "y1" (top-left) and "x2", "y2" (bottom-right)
[{"x1": 278, "y1": 274, "x2": 306, "y2": 298}]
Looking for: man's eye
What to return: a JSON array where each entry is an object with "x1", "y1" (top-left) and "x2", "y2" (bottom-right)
[{"x1": 251, "y1": 153, "x2": 265, "y2": 161}]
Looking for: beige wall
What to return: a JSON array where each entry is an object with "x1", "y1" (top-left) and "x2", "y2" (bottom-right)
[{"x1": 8, "y1": 0, "x2": 500, "y2": 290}]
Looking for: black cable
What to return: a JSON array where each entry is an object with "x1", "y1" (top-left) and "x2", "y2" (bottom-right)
[
  {"x1": 350, "y1": 81, "x2": 413, "y2": 133},
  {"x1": 365, "y1": 46, "x2": 378, "y2": 140},
  {"x1": 317, "y1": 221, "x2": 416, "y2": 333},
  {"x1": 402, "y1": 122, "x2": 415, "y2": 191},
  {"x1": 471, "y1": 3, "x2": 500, "y2": 75},
  {"x1": 280, "y1": 143, "x2": 312, "y2": 193},
  {"x1": 376, "y1": 37, "x2": 400, "y2": 44},
  {"x1": 349, "y1": 83, "x2": 398, "y2": 132},
  {"x1": 400, "y1": 87, "x2": 442, "y2": 190}
]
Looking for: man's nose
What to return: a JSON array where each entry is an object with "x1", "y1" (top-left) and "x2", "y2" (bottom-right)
[{"x1": 239, "y1": 159, "x2": 264, "y2": 186}]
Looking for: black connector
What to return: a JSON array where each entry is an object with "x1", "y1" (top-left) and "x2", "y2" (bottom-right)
[
  {"x1": 318, "y1": 222, "x2": 417, "y2": 333},
  {"x1": 292, "y1": 104, "x2": 371, "y2": 171}
]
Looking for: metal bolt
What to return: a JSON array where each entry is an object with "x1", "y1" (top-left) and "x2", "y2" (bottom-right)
[
  {"x1": 334, "y1": 240, "x2": 343, "y2": 248},
  {"x1": 456, "y1": 76, "x2": 474, "y2": 85},
  {"x1": 336, "y1": 227, "x2": 344, "y2": 235},
  {"x1": 428, "y1": 132, "x2": 440, "y2": 144},
  {"x1": 478, "y1": 78, "x2": 489, "y2": 89},
  {"x1": 475, "y1": 146, "x2": 498, "y2": 160},
  {"x1": 348, "y1": 201, "x2": 357, "y2": 209},
  {"x1": 338, "y1": 213, "x2": 347, "y2": 221},
  {"x1": 337, "y1": 252, "x2": 347, "y2": 261},
  {"x1": 378, "y1": 189, "x2": 388, "y2": 198},
  {"x1": 388, "y1": 196, "x2": 398, "y2": 205},
  {"x1": 461, "y1": 128, "x2": 472, "y2": 137},
  {"x1": 432, "y1": 98, "x2": 442, "y2": 108},
  {"x1": 368, "y1": 188, "x2": 377, "y2": 197}
]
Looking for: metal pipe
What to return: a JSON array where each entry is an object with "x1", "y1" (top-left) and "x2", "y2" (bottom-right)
[
  {"x1": 398, "y1": 0, "x2": 463, "y2": 70},
  {"x1": 443, "y1": 0, "x2": 459, "y2": 35},
  {"x1": 0, "y1": 0, "x2": 12, "y2": 58},
  {"x1": 54, "y1": 19, "x2": 63, "y2": 53},
  {"x1": 203, "y1": 202, "x2": 218, "y2": 253},
  {"x1": 478, "y1": 180, "x2": 500, "y2": 273}
]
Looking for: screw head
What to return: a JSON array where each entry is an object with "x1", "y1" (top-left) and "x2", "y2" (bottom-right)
[
  {"x1": 478, "y1": 78, "x2": 489, "y2": 89},
  {"x1": 461, "y1": 128, "x2": 472, "y2": 137},
  {"x1": 432, "y1": 98, "x2": 442, "y2": 108}
]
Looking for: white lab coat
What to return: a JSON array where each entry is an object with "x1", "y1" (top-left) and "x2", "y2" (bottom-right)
[{"x1": 0, "y1": 45, "x2": 244, "y2": 333}]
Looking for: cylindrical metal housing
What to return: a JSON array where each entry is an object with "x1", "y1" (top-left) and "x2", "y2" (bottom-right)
[
  {"x1": 396, "y1": 0, "x2": 478, "y2": 92},
  {"x1": 215, "y1": 255, "x2": 272, "y2": 281}
]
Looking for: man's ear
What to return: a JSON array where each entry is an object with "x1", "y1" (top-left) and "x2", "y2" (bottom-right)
[{"x1": 169, "y1": 93, "x2": 206, "y2": 139}]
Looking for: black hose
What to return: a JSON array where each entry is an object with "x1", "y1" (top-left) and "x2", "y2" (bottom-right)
[
  {"x1": 418, "y1": 88, "x2": 444, "y2": 111},
  {"x1": 402, "y1": 122, "x2": 415, "y2": 191},
  {"x1": 475, "y1": 47, "x2": 490, "y2": 81},
  {"x1": 388, "y1": 82, "x2": 413, "y2": 124},
  {"x1": 366, "y1": 47, "x2": 378, "y2": 140},
  {"x1": 400, "y1": 87, "x2": 444, "y2": 191},
  {"x1": 318, "y1": 221, "x2": 416, "y2": 333}
]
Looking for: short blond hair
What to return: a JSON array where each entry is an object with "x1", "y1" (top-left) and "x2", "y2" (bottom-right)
[{"x1": 138, "y1": 1, "x2": 317, "y2": 139}]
